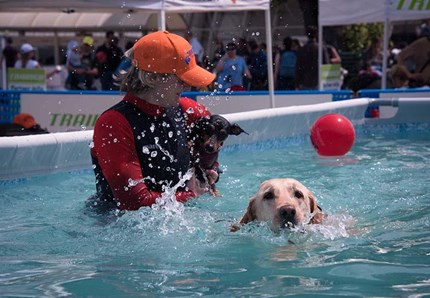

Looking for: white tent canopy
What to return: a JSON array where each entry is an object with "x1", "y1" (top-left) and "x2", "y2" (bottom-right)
[
  {"x1": 320, "y1": 0, "x2": 430, "y2": 26},
  {"x1": 318, "y1": 0, "x2": 430, "y2": 89}
]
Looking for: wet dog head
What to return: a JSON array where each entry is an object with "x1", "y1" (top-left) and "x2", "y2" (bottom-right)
[
  {"x1": 237, "y1": 178, "x2": 323, "y2": 232},
  {"x1": 192, "y1": 115, "x2": 247, "y2": 154}
]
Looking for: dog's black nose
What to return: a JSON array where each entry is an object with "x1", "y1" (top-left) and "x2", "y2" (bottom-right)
[{"x1": 279, "y1": 205, "x2": 297, "y2": 226}]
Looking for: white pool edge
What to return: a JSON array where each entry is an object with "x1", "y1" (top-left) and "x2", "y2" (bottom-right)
[{"x1": 1, "y1": 97, "x2": 429, "y2": 180}]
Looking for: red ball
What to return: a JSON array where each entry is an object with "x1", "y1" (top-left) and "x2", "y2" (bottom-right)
[{"x1": 310, "y1": 113, "x2": 355, "y2": 156}]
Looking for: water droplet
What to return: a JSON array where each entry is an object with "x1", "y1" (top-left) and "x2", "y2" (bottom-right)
[
  {"x1": 151, "y1": 151, "x2": 158, "y2": 158},
  {"x1": 88, "y1": 141, "x2": 94, "y2": 148},
  {"x1": 142, "y1": 146, "x2": 150, "y2": 154}
]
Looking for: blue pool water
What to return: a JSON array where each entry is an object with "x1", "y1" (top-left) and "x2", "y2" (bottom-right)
[{"x1": 1, "y1": 124, "x2": 430, "y2": 297}]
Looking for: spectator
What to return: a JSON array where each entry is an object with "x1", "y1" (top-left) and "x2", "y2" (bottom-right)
[
  {"x1": 95, "y1": 31, "x2": 124, "y2": 91},
  {"x1": 292, "y1": 39, "x2": 302, "y2": 51},
  {"x1": 65, "y1": 40, "x2": 86, "y2": 90},
  {"x1": 347, "y1": 60, "x2": 381, "y2": 93},
  {"x1": 65, "y1": 36, "x2": 98, "y2": 90},
  {"x1": 390, "y1": 64, "x2": 410, "y2": 89},
  {"x1": 295, "y1": 26, "x2": 329, "y2": 90},
  {"x1": 112, "y1": 40, "x2": 135, "y2": 87},
  {"x1": 274, "y1": 36, "x2": 297, "y2": 90},
  {"x1": 326, "y1": 44, "x2": 342, "y2": 64},
  {"x1": 247, "y1": 39, "x2": 268, "y2": 90},
  {"x1": 362, "y1": 37, "x2": 384, "y2": 73},
  {"x1": 215, "y1": 41, "x2": 252, "y2": 91},
  {"x1": 210, "y1": 39, "x2": 225, "y2": 70},
  {"x1": 236, "y1": 37, "x2": 249, "y2": 61},
  {"x1": 89, "y1": 31, "x2": 216, "y2": 211},
  {"x1": 1, "y1": 37, "x2": 18, "y2": 68},
  {"x1": 396, "y1": 31, "x2": 430, "y2": 88},
  {"x1": 185, "y1": 31, "x2": 204, "y2": 66},
  {"x1": 14, "y1": 43, "x2": 40, "y2": 69}
]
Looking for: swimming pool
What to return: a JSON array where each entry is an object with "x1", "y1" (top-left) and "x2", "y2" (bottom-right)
[{"x1": 1, "y1": 122, "x2": 430, "y2": 297}]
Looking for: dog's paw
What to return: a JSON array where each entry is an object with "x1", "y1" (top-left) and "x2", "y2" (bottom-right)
[
  {"x1": 209, "y1": 185, "x2": 222, "y2": 197},
  {"x1": 230, "y1": 224, "x2": 241, "y2": 232}
]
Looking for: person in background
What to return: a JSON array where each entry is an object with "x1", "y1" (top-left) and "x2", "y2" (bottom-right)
[
  {"x1": 65, "y1": 36, "x2": 98, "y2": 90},
  {"x1": 215, "y1": 41, "x2": 252, "y2": 91},
  {"x1": 89, "y1": 31, "x2": 216, "y2": 211},
  {"x1": 14, "y1": 43, "x2": 40, "y2": 69},
  {"x1": 95, "y1": 31, "x2": 124, "y2": 91},
  {"x1": 396, "y1": 28, "x2": 430, "y2": 88},
  {"x1": 185, "y1": 31, "x2": 204, "y2": 66},
  {"x1": 247, "y1": 39, "x2": 268, "y2": 90},
  {"x1": 295, "y1": 26, "x2": 329, "y2": 90},
  {"x1": 65, "y1": 40, "x2": 86, "y2": 90},
  {"x1": 292, "y1": 39, "x2": 302, "y2": 52},
  {"x1": 210, "y1": 39, "x2": 225, "y2": 71},
  {"x1": 1, "y1": 36, "x2": 18, "y2": 69},
  {"x1": 361, "y1": 37, "x2": 384, "y2": 74},
  {"x1": 14, "y1": 43, "x2": 61, "y2": 80},
  {"x1": 112, "y1": 40, "x2": 135, "y2": 87},
  {"x1": 326, "y1": 44, "x2": 342, "y2": 64},
  {"x1": 79, "y1": 36, "x2": 99, "y2": 90},
  {"x1": 390, "y1": 64, "x2": 410, "y2": 89},
  {"x1": 274, "y1": 36, "x2": 297, "y2": 90}
]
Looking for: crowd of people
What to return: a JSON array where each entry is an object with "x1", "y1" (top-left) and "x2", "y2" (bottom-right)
[{"x1": 2, "y1": 23, "x2": 429, "y2": 93}]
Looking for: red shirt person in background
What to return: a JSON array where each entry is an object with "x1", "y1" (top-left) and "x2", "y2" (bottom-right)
[{"x1": 90, "y1": 31, "x2": 216, "y2": 211}]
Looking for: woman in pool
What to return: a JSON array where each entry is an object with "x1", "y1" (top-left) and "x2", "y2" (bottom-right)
[{"x1": 90, "y1": 31, "x2": 216, "y2": 211}]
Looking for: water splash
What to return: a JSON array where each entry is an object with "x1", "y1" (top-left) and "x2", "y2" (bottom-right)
[{"x1": 127, "y1": 169, "x2": 194, "y2": 235}]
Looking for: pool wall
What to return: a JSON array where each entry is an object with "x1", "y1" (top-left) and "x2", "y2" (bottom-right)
[{"x1": 0, "y1": 97, "x2": 429, "y2": 180}]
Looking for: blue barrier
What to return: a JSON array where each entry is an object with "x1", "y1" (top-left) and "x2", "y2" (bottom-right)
[
  {"x1": 359, "y1": 88, "x2": 430, "y2": 118},
  {"x1": 359, "y1": 88, "x2": 430, "y2": 98},
  {"x1": 0, "y1": 91, "x2": 21, "y2": 123},
  {"x1": 181, "y1": 90, "x2": 354, "y2": 101}
]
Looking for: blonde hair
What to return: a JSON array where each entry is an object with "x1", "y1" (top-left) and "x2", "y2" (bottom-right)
[{"x1": 390, "y1": 64, "x2": 409, "y2": 82}]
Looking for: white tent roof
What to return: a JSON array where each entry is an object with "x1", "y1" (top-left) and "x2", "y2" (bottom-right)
[
  {"x1": 0, "y1": 0, "x2": 270, "y2": 31},
  {"x1": 0, "y1": 0, "x2": 270, "y2": 13},
  {"x1": 320, "y1": 0, "x2": 430, "y2": 26},
  {"x1": 0, "y1": 11, "x2": 187, "y2": 31}
]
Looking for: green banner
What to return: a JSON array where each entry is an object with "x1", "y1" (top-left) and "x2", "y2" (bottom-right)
[
  {"x1": 7, "y1": 68, "x2": 47, "y2": 91},
  {"x1": 320, "y1": 64, "x2": 341, "y2": 90}
]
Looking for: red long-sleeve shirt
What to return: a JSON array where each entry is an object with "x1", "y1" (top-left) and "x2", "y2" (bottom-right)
[{"x1": 91, "y1": 93, "x2": 210, "y2": 210}]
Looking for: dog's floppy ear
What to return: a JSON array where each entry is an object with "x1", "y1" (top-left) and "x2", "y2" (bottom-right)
[
  {"x1": 229, "y1": 123, "x2": 248, "y2": 136},
  {"x1": 240, "y1": 197, "x2": 256, "y2": 224},
  {"x1": 230, "y1": 197, "x2": 256, "y2": 232},
  {"x1": 308, "y1": 192, "x2": 323, "y2": 224}
]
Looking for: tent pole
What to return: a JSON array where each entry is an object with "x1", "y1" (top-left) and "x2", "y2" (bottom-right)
[
  {"x1": 0, "y1": 35, "x2": 6, "y2": 89},
  {"x1": 382, "y1": 3, "x2": 389, "y2": 89},
  {"x1": 265, "y1": 8, "x2": 275, "y2": 108},
  {"x1": 318, "y1": 22, "x2": 323, "y2": 90},
  {"x1": 159, "y1": 1, "x2": 166, "y2": 31}
]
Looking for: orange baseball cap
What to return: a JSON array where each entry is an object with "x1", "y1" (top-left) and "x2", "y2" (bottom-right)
[
  {"x1": 132, "y1": 31, "x2": 215, "y2": 88},
  {"x1": 13, "y1": 113, "x2": 36, "y2": 129}
]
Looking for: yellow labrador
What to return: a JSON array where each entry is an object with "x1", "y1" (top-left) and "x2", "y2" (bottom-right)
[{"x1": 232, "y1": 178, "x2": 323, "y2": 232}]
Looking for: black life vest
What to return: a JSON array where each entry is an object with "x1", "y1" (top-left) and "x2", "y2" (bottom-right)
[{"x1": 92, "y1": 100, "x2": 191, "y2": 203}]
